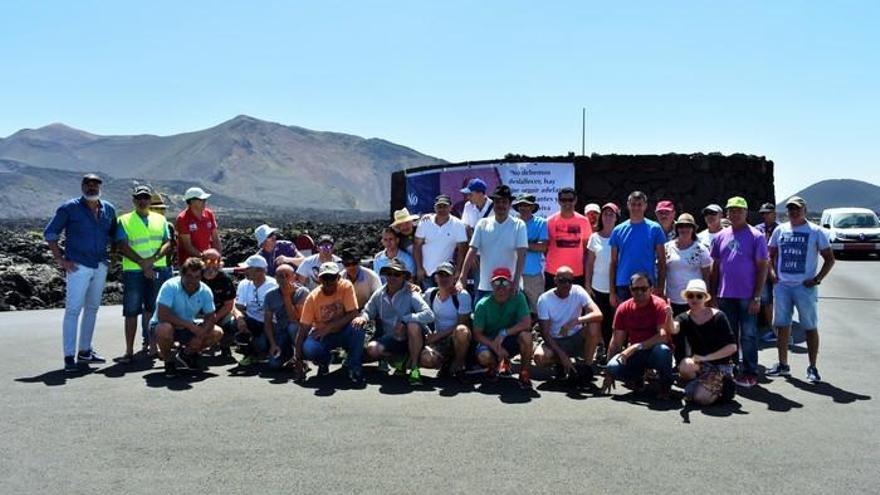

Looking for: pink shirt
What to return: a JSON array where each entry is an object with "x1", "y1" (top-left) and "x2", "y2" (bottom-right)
[{"x1": 546, "y1": 212, "x2": 592, "y2": 276}]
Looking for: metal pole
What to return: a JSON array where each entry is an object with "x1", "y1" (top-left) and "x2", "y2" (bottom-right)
[{"x1": 581, "y1": 107, "x2": 586, "y2": 156}]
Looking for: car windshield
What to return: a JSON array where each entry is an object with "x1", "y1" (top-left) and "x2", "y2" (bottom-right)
[{"x1": 833, "y1": 213, "x2": 880, "y2": 229}]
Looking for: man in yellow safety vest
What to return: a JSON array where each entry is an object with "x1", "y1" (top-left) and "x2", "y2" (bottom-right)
[{"x1": 115, "y1": 185, "x2": 172, "y2": 363}]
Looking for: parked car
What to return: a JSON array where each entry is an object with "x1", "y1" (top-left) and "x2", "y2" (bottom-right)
[{"x1": 821, "y1": 207, "x2": 880, "y2": 256}]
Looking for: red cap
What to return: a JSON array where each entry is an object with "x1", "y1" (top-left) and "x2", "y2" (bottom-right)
[
  {"x1": 601, "y1": 202, "x2": 620, "y2": 215},
  {"x1": 490, "y1": 267, "x2": 513, "y2": 282},
  {"x1": 655, "y1": 200, "x2": 675, "y2": 212}
]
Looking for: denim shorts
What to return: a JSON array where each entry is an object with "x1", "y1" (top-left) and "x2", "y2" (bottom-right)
[
  {"x1": 376, "y1": 334, "x2": 409, "y2": 356},
  {"x1": 121, "y1": 269, "x2": 169, "y2": 317},
  {"x1": 773, "y1": 283, "x2": 818, "y2": 330}
]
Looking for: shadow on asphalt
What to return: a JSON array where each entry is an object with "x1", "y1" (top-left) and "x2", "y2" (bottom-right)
[
  {"x1": 609, "y1": 389, "x2": 684, "y2": 412},
  {"x1": 142, "y1": 370, "x2": 219, "y2": 391},
  {"x1": 758, "y1": 322, "x2": 808, "y2": 353},
  {"x1": 680, "y1": 400, "x2": 748, "y2": 423},
  {"x1": 95, "y1": 356, "x2": 157, "y2": 378},
  {"x1": 785, "y1": 377, "x2": 872, "y2": 404},
  {"x1": 736, "y1": 384, "x2": 803, "y2": 412},
  {"x1": 15, "y1": 366, "x2": 98, "y2": 386}
]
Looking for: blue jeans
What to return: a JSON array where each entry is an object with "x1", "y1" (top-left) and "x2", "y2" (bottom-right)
[
  {"x1": 606, "y1": 344, "x2": 673, "y2": 386},
  {"x1": 63, "y1": 262, "x2": 108, "y2": 357},
  {"x1": 302, "y1": 323, "x2": 366, "y2": 373},
  {"x1": 255, "y1": 322, "x2": 299, "y2": 369},
  {"x1": 718, "y1": 298, "x2": 759, "y2": 375}
]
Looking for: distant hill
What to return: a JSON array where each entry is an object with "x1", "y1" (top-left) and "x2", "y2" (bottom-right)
[
  {"x1": 0, "y1": 115, "x2": 444, "y2": 217},
  {"x1": 779, "y1": 179, "x2": 880, "y2": 213}
]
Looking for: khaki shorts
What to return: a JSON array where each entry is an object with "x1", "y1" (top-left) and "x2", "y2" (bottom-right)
[{"x1": 523, "y1": 274, "x2": 544, "y2": 313}]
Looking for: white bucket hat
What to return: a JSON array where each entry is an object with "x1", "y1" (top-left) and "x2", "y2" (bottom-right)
[
  {"x1": 681, "y1": 279, "x2": 711, "y2": 302},
  {"x1": 254, "y1": 224, "x2": 279, "y2": 248}
]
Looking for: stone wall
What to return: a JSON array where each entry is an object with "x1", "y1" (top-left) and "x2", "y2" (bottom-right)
[{"x1": 391, "y1": 153, "x2": 775, "y2": 226}]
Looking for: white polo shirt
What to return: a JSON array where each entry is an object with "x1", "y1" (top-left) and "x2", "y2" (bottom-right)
[{"x1": 415, "y1": 214, "x2": 468, "y2": 276}]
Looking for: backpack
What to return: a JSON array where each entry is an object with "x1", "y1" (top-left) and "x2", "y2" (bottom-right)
[{"x1": 425, "y1": 287, "x2": 459, "y2": 311}]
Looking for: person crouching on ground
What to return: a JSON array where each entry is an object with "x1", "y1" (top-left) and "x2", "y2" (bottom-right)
[
  {"x1": 151, "y1": 258, "x2": 223, "y2": 374},
  {"x1": 671, "y1": 279, "x2": 738, "y2": 406}
]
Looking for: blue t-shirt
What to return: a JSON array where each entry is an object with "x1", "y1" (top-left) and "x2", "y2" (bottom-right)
[
  {"x1": 373, "y1": 249, "x2": 416, "y2": 283},
  {"x1": 769, "y1": 221, "x2": 830, "y2": 285},
  {"x1": 609, "y1": 219, "x2": 666, "y2": 287},
  {"x1": 149, "y1": 276, "x2": 215, "y2": 325},
  {"x1": 523, "y1": 215, "x2": 549, "y2": 276}
]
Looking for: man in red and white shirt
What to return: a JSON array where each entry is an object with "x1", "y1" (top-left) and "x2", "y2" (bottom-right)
[{"x1": 175, "y1": 187, "x2": 222, "y2": 266}]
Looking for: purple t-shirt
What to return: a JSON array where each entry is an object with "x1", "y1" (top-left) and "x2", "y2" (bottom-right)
[
  {"x1": 710, "y1": 226, "x2": 769, "y2": 299},
  {"x1": 256, "y1": 240, "x2": 301, "y2": 276}
]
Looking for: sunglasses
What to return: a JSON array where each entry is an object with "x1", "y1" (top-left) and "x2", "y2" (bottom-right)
[
  {"x1": 385, "y1": 271, "x2": 404, "y2": 278},
  {"x1": 491, "y1": 278, "x2": 511, "y2": 288},
  {"x1": 630, "y1": 286, "x2": 650, "y2": 293},
  {"x1": 555, "y1": 277, "x2": 573, "y2": 284},
  {"x1": 134, "y1": 195, "x2": 151, "y2": 201},
  {"x1": 686, "y1": 292, "x2": 706, "y2": 300},
  {"x1": 319, "y1": 275, "x2": 339, "y2": 283},
  {"x1": 203, "y1": 259, "x2": 220, "y2": 266},
  {"x1": 318, "y1": 244, "x2": 333, "y2": 250}
]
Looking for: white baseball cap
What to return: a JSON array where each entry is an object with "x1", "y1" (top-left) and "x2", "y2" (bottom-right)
[
  {"x1": 254, "y1": 224, "x2": 279, "y2": 248},
  {"x1": 184, "y1": 187, "x2": 211, "y2": 201},
  {"x1": 240, "y1": 254, "x2": 268, "y2": 270}
]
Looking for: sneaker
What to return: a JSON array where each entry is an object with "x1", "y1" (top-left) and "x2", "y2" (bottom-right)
[
  {"x1": 377, "y1": 360, "x2": 390, "y2": 373},
  {"x1": 317, "y1": 362, "x2": 330, "y2": 377},
  {"x1": 113, "y1": 353, "x2": 134, "y2": 365},
  {"x1": 518, "y1": 370, "x2": 533, "y2": 390},
  {"x1": 77, "y1": 349, "x2": 106, "y2": 363},
  {"x1": 498, "y1": 359, "x2": 512, "y2": 376},
  {"x1": 164, "y1": 359, "x2": 176, "y2": 376},
  {"x1": 408, "y1": 367, "x2": 422, "y2": 385},
  {"x1": 174, "y1": 351, "x2": 192, "y2": 370},
  {"x1": 766, "y1": 362, "x2": 791, "y2": 377},
  {"x1": 64, "y1": 356, "x2": 78, "y2": 374},
  {"x1": 348, "y1": 368, "x2": 365, "y2": 386},
  {"x1": 734, "y1": 374, "x2": 757, "y2": 388},
  {"x1": 806, "y1": 366, "x2": 821, "y2": 383},
  {"x1": 390, "y1": 359, "x2": 406, "y2": 376},
  {"x1": 238, "y1": 355, "x2": 257, "y2": 367},
  {"x1": 760, "y1": 330, "x2": 777, "y2": 343},
  {"x1": 553, "y1": 364, "x2": 567, "y2": 381}
]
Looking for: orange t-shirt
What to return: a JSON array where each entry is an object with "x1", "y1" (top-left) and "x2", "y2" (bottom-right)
[
  {"x1": 300, "y1": 279, "x2": 359, "y2": 326},
  {"x1": 546, "y1": 212, "x2": 592, "y2": 276}
]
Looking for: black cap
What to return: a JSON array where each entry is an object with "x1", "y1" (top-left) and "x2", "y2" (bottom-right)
[
  {"x1": 133, "y1": 185, "x2": 152, "y2": 197},
  {"x1": 758, "y1": 202, "x2": 776, "y2": 213},
  {"x1": 81, "y1": 173, "x2": 102, "y2": 184},
  {"x1": 489, "y1": 184, "x2": 514, "y2": 200},
  {"x1": 379, "y1": 258, "x2": 411, "y2": 278},
  {"x1": 317, "y1": 234, "x2": 335, "y2": 245},
  {"x1": 340, "y1": 250, "x2": 358, "y2": 264}
]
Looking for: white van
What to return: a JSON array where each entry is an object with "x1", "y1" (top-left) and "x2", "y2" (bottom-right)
[{"x1": 820, "y1": 207, "x2": 880, "y2": 256}]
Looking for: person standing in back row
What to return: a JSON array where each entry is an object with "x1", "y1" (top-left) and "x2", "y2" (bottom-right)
[
  {"x1": 176, "y1": 186, "x2": 222, "y2": 266},
  {"x1": 608, "y1": 191, "x2": 667, "y2": 307},
  {"x1": 44, "y1": 173, "x2": 117, "y2": 373},
  {"x1": 545, "y1": 187, "x2": 592, "y2": 290},
  {"x1": 710, "y1": 196, "x2": 769, "y2": 388},
  {"x1": 766, "y1": 196, "x2": 835, "y2": 383}
]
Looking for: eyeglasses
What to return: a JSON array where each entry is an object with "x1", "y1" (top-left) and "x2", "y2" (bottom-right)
[
  {"x1": 555, "y1": 277, "x2": 573, "y2": 284},
  {"x1": 685, "y1": 292, "x2": 706, "y2": 300},
  {"x1": 630, "y1": 286, "x2": 650, "y2": 293},
  {"x1": 318, "y1": 244, "x2": 333, "y2": 250},
  {"x1": 491, "y1": 278, "x2": 511, "y2": 288}
]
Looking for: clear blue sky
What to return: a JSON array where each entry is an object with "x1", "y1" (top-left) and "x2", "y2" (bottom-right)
[{"x1": 1, "y1": 1, "x2": 877, "y2": 198}]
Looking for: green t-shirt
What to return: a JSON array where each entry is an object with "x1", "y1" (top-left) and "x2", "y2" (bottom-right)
[{"x1": 472, "y1": 291, "x2": 530, "y2": 339}]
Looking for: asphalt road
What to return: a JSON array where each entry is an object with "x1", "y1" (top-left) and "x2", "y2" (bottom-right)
[{"x1": 2, "y1": 259, "x2": 878, "y2": 494}]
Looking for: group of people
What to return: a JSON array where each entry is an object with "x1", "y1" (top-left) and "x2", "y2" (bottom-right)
[{"x1": 44, "y1": 173, "x2": 835, "y2": 406}]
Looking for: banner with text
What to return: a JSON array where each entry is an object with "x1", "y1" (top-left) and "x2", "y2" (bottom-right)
[{"x1": 405, "y1": 162, "x2": 575, "y2": 217}]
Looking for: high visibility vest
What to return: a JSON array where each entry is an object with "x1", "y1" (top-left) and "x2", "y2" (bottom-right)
[{"x1": 119, "y1": 211, "x2": 168, "y2": 271}]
